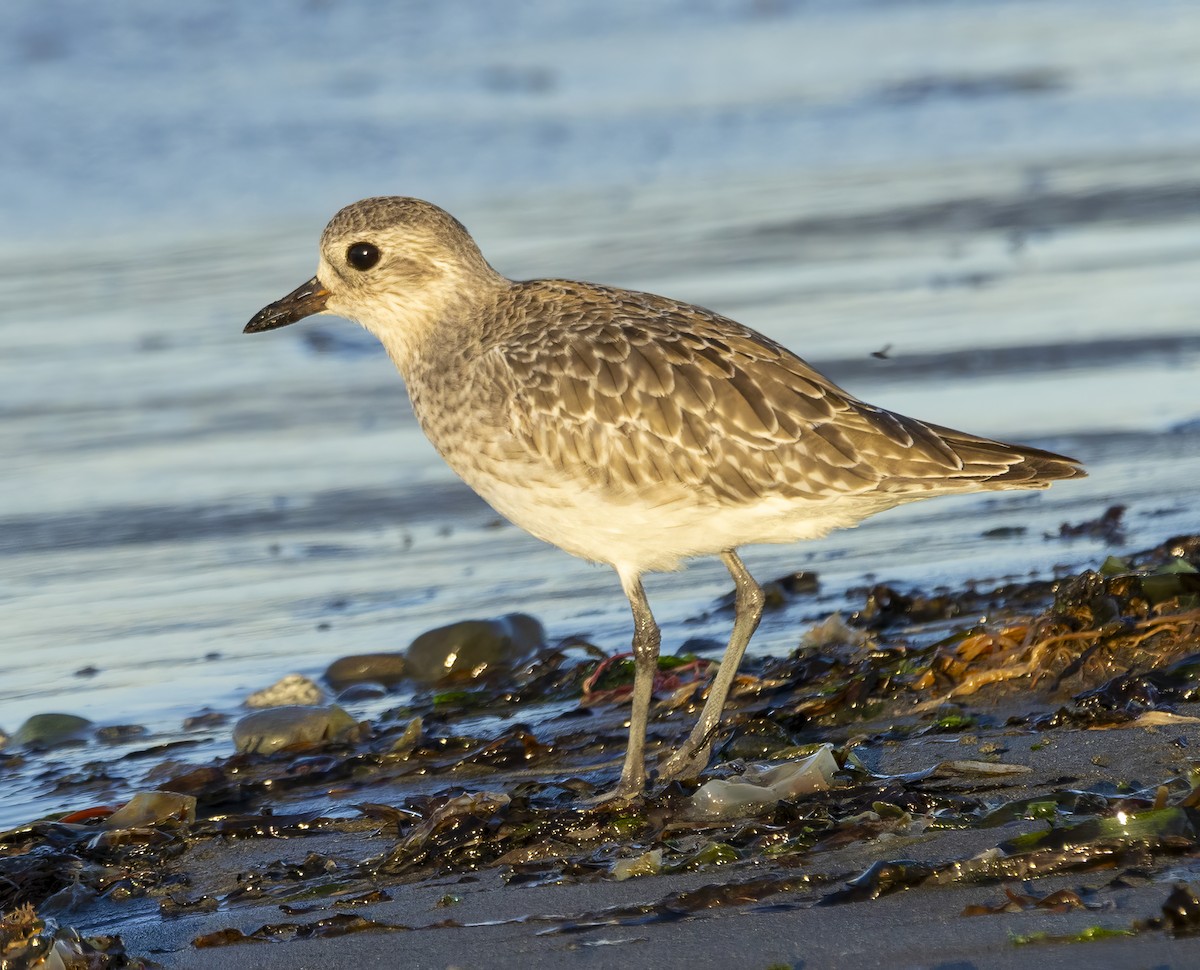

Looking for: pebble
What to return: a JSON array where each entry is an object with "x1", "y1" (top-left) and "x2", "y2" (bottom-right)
[
  {"x1": 13, "y1": 713, "x2": 93, "y2": 749},
  {"x1": 183, "y1": 711, "x2": 229, "y2": 731},
  {"x1": 405, "y1": 613, "x2": 545, "y2": 684},
  {"x1": 96, "y1": 724, "x2": 148, "y2": 744},
  {"x1": 335, "y1": 684, "x2": 388, "y2": 703},
  {"x1": 324, "y1": 653, "x2": 407, "y2": 690},
  {"x1": 232, "y1": 704, "x2": 363, "y2": 754}
]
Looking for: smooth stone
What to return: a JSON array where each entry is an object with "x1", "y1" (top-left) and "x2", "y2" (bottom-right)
[
  {"x1": 96, "y1": 724, "x2": 148, "y2": 744},
  {"x1": 104, "y1": 791, "x2": 197, "y2": 828},
  {"x1": 405, "y1": 613, "x2": 545, "y2": 684},
  {"x1": 232, "y1": 704, "x2": 363, "y2": 755},
  {"x1": 183, "y1": 711, "x2": 229, "y2": 731},
  {"x1": 245, "y1": 673, "x2": 325, "y2": 708},
  {"x1": 13, "y1": 713, "x2": 93, "y2": 749},
  {"x1": 324, "y1": 653, "x2": 408, "y2": 690},
  {"x1": 335, "y1": 684, "x2": 388, "y2": 703}
]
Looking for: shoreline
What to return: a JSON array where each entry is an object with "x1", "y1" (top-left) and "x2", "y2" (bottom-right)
[{"x1": 5, "y1": 533, "x2": 1200, "y2": 968}]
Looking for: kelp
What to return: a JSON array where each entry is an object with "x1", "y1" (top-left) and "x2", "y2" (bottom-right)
[{"x1": 4, "y1": 535, "x2": 1200, "y2": 959}]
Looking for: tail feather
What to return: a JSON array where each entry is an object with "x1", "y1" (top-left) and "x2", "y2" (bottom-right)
[
  {"x1": 868, "y1": 414, "x2": 1086, "y2": 495},
  {"x1": 931, "y1": 423, "x2": 1086, "y2": 489}
]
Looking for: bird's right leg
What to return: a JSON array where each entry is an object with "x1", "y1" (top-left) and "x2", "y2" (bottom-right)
[
  {"x1": 656, "y1": 550, "x2": 764, "y2": 782},
  {"x1": 605, "y1": 571, "x2": 661, "y2": 801}
]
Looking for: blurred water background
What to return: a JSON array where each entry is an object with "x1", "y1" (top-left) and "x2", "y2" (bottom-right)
[{"x1": 1, "y1": 0, "x2": 1199, "y2": 827}]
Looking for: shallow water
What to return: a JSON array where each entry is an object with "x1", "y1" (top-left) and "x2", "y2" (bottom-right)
[{"x1": 1, "y1": 0, "x2": 1199, "y2": 829}]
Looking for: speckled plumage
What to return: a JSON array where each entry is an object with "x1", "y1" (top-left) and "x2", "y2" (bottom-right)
[{"x1": 247, "y1": 196, "x2": 1084, "y2": 799}]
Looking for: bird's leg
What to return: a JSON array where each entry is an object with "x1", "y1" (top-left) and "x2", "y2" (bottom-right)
[
  {"x1": 657, "y1": 550, "x2": 764, "y2": 783},
  {"x1": 601, "y1": 572, "x2": 661, "y2": 802}
]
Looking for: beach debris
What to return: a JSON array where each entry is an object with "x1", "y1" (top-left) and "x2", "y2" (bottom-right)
[
  {"x1": 581, "y1": 652, "x2": 713, "y2": 707},
  {"x1": 232, "y1": 705, "x2": 364, "y2": 754},
  {"x1": 1010, "y1": 925, "x2": 1136, "y2": 946},
  {"x1": 405, "y1": 613, "x2": 545, "y2": 683},
  {"x1": 103, "y1": 791, "x2": 196, "y2": 829},
  {"x1": 96, "y1": 725, "x2": 148, "y2": 744},
  {"x1": 335, "y1": 684, "x2": 388, "y2": 702},
  {"x1": 713, "y1": 570, "x2": 820, "y2": 613},
  {"x1": 688, "y1": 745, "x2": 838, "y2": 820},
  {"x1": 904, "y1": 541, "x2": 1200, "y2": 712},
  {"x1": 997, "y1": 806, "x2": 1193, "y2": 855},
  {"x1": 819, "y1": 860, "x2": 936, "y2": 904},
  {"x1": 799, "y1": 613, "x2": 869, "y2": 652},
  {"x1": 2, "y1": 533, "x2": 1200, "y2": 958},
  {"x1": 851, "y1": 583, "x2": 980, "y2": 630},
  {"x1": 717, "y1": 718, "x2": 807, "y2": 761},
  {"x1": 385, "y1": 791, "x2": 512, "y2": 872},
  {"x1": 193, "y1": 912, "x2": 410, "y2": 948},
  {"x1": 245, "y1": 673, "x2": 325, "y2": 708},
  {"x1": 1158, "y1": 882, "x2": 1200, "y2": 936},
  {"x1": 0, "y1": 903, "x2": 152, "y2": 968},
  {"x1": 387, "y1": 716, "x2": 422, "y2": 756},
  {"x1": 612, "y1": 848, "x2": 663, "y2": 881},
  {"x1": 182, "y1": 710, "x2": 228, "y2": 731},
  {"x1": 1049, "y1": 503, "x2": 1127, "y2": 544},
  {"x1": 981, "y1": 525, "x2": 1027, "y2": 539},
  {"x1": 962, "y1": 885, "x2": 1097, "y2": 916},
  {"x1": 13, "y1": 714, "x2": 93, "y2": 750},
  {"x1": 324, "y1": 652, "x2": 408, "y2": 690}
]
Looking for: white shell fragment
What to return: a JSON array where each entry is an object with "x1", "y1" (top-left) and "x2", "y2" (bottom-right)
[{"x1": 245, "y1": 673, "x2": 325, "y2": 708}]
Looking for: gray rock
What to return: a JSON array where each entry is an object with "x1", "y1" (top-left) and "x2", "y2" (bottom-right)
[
  {"x1": 335, "y1": 684, "x2": 388, "y2": 703},
  {"x1": 96, "y1": 724, "x2": 148, "y2": 744},
  {"x1": 231, "y1": 704, "x2": 364, "y2": 755},
  {"x1": 404, "y1": 613, "x2": 545, "y2": 684},
  {"x1": 324, "y1": 652, "x2": 408, "y2": 690},
  {"x1": 13, "y1": 713, "x2": 93, "y2": 749}
]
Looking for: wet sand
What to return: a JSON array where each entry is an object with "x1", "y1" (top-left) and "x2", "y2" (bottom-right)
[{"x1": 126, "y1": 725, "x2": 1200, "y2": 970}]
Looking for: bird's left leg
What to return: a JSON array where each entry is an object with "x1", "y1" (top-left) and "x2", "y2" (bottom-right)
[
  {"x1": 598, "y1": 570, "x2": 661, "y2": 802},
  {"x1": 656, "y1": 550, "x2": 763, "y2": 782}
]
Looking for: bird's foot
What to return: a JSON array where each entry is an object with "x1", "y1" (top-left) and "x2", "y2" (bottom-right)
[
  {"x1": 654, "y1": 741, "x2": 714, "y2": 784},
  {"x1": 578, "y1": 773, "x2": 646, "y2": 807}
]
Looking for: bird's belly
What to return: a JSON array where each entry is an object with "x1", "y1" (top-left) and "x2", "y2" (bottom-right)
[{"x1": 453, "y1": 462, "x2": 876, "y2": 574}]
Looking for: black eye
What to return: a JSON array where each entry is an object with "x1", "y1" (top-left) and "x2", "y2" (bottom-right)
[{"x1": 346, "y1": 242, "x2": 381, "y2": 271}]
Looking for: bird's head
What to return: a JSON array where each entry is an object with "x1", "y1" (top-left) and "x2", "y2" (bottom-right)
[{"x1": 245, "y1": 197, "x2": 504, "y2": 369}]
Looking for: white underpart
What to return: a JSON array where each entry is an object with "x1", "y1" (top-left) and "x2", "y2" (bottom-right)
[{"x1": 463, "y1": 468, "x2": 896, "y2": 574}]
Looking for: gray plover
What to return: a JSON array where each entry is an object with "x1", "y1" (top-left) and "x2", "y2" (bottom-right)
[{"x1": 246, "y1": 197, "x2": 1084, "y2": 800}]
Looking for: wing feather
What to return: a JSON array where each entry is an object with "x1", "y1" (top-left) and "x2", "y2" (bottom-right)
[{"x1": 476, "y1": 280, "x2": 1082, "y2": 504}]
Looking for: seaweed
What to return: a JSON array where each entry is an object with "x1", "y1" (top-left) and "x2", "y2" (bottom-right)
[{"x1": 5, "y1": 535, "x2": 1200, "y2": 961}]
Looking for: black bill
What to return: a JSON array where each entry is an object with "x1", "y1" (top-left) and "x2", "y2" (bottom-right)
[{"x1": 244, "y1": 276, "x2": 330, "y2": 333}]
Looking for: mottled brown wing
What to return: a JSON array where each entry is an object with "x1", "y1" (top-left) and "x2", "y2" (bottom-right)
[{"x1": 484, "y1": 281, "x2": 1081, "y2": 504}]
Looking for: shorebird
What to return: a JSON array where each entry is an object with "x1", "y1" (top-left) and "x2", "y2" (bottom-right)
[{"x1": 245, "y1": 197, "x2": 1084, "y2": 800}]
